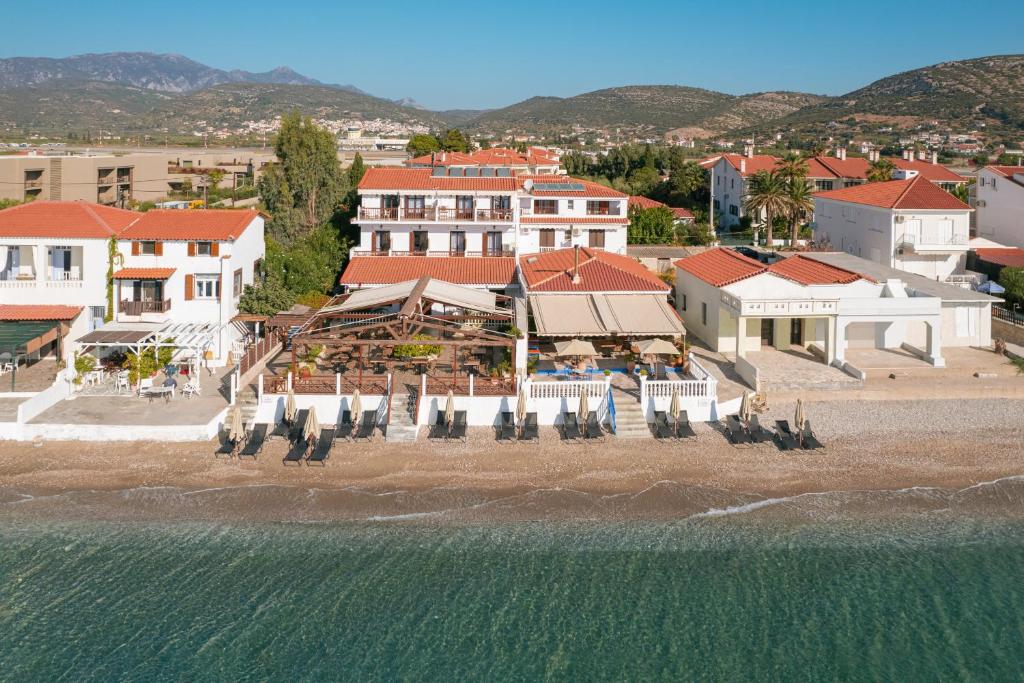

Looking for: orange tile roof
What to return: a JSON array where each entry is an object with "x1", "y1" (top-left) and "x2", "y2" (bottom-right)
[
  {"x1": 520, "y1": 248, "x2": 668, "y2": 292},
  {"x1": 628, "y1": 195, "x2": 668, "y2": 210},
  {"x1": 974, "y1": 247, "x2": 1024, "y2": 268},
  {"x1": 814, "y1": 175, "x2": 970, "y2": 210},
  {"x1": 986, "y1": 165, "x2": 1024, "y2": 187},
  {"x1": 120, "y1": 209, "x2": 259, "y2": 241},
  {"x1": 674, "y1": 248, "x2": 767, "y2": 287},
  {"x1": 521, "y1": 216, "x2": 628, "y2": 224},
  {"x1": 359, "y1": 168, "x2": 520, "y2": 191},
  {"x1": 768, "y1": 255, "x2": 871, "y2": 285},
  {"x1": 0, "y1": 201, "x2": 138, "y2": 238},
  {"x1": 671, "y1": 207, "x2": 695, "y2": 220},
  {"x1": 892, "y1": 158, "x2": 964, "y2": 183},
  {"x1": 112, "y1": 267, "x2": 176, "y2": 280},
  {"x1": 339, "y1": 256, "x2": 516, "y2": 287},
  {"x1": 707, "y1": 153, "x2": 964, "y2": 183},
  {"x1": 0, "y1": 304, "x2": 83, "y2": 321}
]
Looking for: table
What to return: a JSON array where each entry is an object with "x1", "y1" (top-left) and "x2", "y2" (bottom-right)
[{"x1": 142, "y1": 385, "x2": 175, "y2": 403}]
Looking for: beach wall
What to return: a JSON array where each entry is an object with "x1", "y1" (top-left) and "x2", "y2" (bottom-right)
[
  {"x1": 0, "y1": 406, "x2": 228, "y2": 442},
  {"x1": 16, "y1": 378, "x2": 72, "y2": 424},
  {"x1": 254, "y1": 393, "x2": 387, "y2": 426}
]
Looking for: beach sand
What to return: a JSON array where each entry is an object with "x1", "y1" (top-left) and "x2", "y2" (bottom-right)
[{"x1": 1, "y1": 398, "x2": 1022, "y2": 522}]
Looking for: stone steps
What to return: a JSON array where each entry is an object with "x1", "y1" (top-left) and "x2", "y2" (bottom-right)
[
  {"x1": 610, "y1": 388, "x2": 652, "y2": 438},
  {"x1": 386, "y1": 393, "x2": 418, "y2": 442}
]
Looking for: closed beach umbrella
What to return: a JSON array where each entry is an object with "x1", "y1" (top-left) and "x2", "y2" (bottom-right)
[
  {"x1": 444, "y1": 389, "x2": 455, "y2": 426},
  {"x1": 740, "y1": 392, "x2": 752, "y2": 425},
  {"x1": 305, "y1": 405, "x2": 320, "y2": 443},
  {"x1": 228, "y1": 405, "x2": 244, "y2": 443},
  {"x1": 794, "y1": 398, "x2": 805, "y2": 434},
  {"x1": 578, "y1": 389, "x2": 590, "y2": 423},
  {"x1": 284, "y1": 388, "x2": 297, "y2": 424},
  {"x1": 516, "y1": 385, "x2": 527, "y2": 424},
  {"x1": 350, "y1": 390, "x2": 362, "y2": 426},
  {"x1": 669, "y1": 388, "x2": 681, "y2": 423}
]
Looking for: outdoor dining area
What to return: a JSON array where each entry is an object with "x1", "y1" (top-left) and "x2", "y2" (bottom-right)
[{"x1": 530, "y1": 336, "x2": 690, "y2": 380}]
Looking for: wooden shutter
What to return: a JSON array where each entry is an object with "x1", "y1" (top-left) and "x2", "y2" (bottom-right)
[
  {"x1": 131, "y1": 241, "x2": 140, "y2": 256},
  {"x1": 185, "y1": 274, "x2": 194, "y2": 301},
  {"x1": 187, "y1": 242, "x2": 196, "y2": 256},
  {"x1": 211, "y1": 242, "x2": 220, "y2": 257},
  {"x1": 154, "y1": 242, "x2": 163, "y2": 256}
]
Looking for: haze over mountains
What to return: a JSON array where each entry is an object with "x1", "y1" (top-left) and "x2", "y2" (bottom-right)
[{"x1": 0, "y1": 52, "x2": 1020, "y2": 139}]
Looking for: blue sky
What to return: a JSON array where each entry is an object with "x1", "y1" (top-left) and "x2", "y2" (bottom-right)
[{"x1": 3, "y1": 0, "x2": 1022, "y2": 110}]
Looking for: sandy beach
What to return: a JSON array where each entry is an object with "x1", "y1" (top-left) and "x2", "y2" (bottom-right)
[{"x1": 1, "y1": 398, "x2": 1022, "y2": 522}]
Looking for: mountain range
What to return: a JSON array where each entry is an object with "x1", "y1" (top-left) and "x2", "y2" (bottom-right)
[{"x1": 0, "y1": 52, "x2": 1021, "y2": 140}]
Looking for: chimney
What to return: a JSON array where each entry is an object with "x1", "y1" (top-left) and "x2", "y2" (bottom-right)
[
  {"x1": 930, "y1": 151, "x2": 938, "y2": 165},
  {"x1": 903, "y1": 149, "x2": 912, "y2": 161},
  {"x1": 836, "y1": 147, "x2": 847, "y2": 161},
  {"x1": 571, "y1": 245, "x2": 582, "y2": 285},
  {"x1": 740, "y1": 158, "x2": 747, "y2": 174},
  {"x1": 917, "y1": 149, "x2": 927, "y2": 161},
  {"x1": 867, "y1": 149, "x2": 878, "y2": 162},
  {"x1": 743, "y1": 143, "x2": 754, "y2": 158}
]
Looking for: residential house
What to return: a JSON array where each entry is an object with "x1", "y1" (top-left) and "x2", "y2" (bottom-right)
[
  {"x1": 404, "y1": 147, "x2": 561, "y2": 175},
  {"x1": 975, "y1": 165, "x2": 1024, "y2": 248}
]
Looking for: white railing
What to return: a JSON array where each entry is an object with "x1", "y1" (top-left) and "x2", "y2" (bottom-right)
[
  {"x1": 528, "y1": 379, "x2": 608, "y2": 400},
  {"x1": 44, "y1": 279, "x2": 84, "y2": 288},
  {"x1": 898, "y1": 233, "x2": 969, "y2": 248},
  {"x1": 0, "y1": 279, "x2": 38, "y2": 287},
  {"x1": 643, "y1": 379, "x2": 713, "y2": 399}
]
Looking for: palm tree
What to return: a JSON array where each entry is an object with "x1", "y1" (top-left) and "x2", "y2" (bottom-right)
[
  {"x1": 867, "y1": 158, "x2": 895, "y2": 183},
  {"x1": 785, "y1": 179, "x2": 815, "y2": 246},
  {"x1": 744, "y1": 170, "x2": 789, "y2": 248},
  {"x1": 776, "y1": 152, "x2": 808, "y2": 185}
]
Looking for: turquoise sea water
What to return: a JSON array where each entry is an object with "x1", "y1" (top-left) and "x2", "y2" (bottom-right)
[{"x1": 2, "y1": 512, "x2": 1023, "y2": 681}]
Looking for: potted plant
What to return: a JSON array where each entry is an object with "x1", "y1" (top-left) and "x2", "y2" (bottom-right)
[
  {"x1": 639, "y1": 368, "x2": 648, "y2": 378},
  {"x1": 603, "y1": 369, "x2": 611, "y2": 377},
  {"x1": 624, "y1": 351, "x2": 636, "y2": 374},
  {"x1": 489, "y1": 367, "x2": 500, "y2": 385}
]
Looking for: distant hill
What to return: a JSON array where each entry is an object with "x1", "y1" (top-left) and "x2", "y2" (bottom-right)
[{"x1": 0, "y1": 52, "x2": 364, "y2": 94}]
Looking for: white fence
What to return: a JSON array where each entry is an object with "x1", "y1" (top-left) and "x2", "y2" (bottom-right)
[{"x1": 637, "y1": 356, "x2": 720, "y2": 421}]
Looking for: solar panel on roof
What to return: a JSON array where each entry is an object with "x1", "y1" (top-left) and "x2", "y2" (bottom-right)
[
  {"x1": 449, "y1": 168, "x2": 464, "y2": 177},
  {"x1": 431, "y1": 167, "x2": 446, "y2": 176},
  {"x1": 465, "y1": 168, "x2": 480, "y2": 177},
  {"x1": 496, "y1": 168, "x2": 511, "y2": 177},
  {"x1": 533, "y1": 182, "x2": 585, "y2": 192},
  {"x1": 481, "y1": 168, "x2": 495, "y2": 177}
]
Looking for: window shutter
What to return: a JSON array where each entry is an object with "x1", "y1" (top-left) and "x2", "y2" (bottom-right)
[
  {"x1": 188, "y1": 242, "x2": 196, "y2": 257},
  {"x1": 185, "y1": 274, "x2": 194, "y2": 301},
  {"x1": 131, "y1": 241, "x2": 140, "y2": 256},
  {"x1": 211, "y1": 242, "x2": 220, "y2": 257},
  {"x1": 154, "y1": 242, "x2": 163, "y2": 256}
]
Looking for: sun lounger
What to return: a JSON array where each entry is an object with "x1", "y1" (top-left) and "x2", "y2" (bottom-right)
[
  {"x1": 215, "y1": 431, "x2": 237, "y2": 458},
  {"x1": 675, "y1": 410, "x2": 696, "y2": 439},
  {"x1": 335, "y1": 411, "x2": 353, "y2": 441},
  {"x1": 653, "y1": 411, "x2": 674, "y2": 439},
  {"x1": 307, "y1": 427, "x2": 336, "y2": 466},
  {"x1": 800, "y1": 420, "x2": 824, "y2": 450},
  {"x1": 269, "y1": 421, "x2": 289, "y2": 440},
  {"x1": 584, "y1": 413, "x2": 604, "y2": 440},
  {"x1": 355, "y1": 413, "x2": 377, "y2": 441},
  {"x1": 288, "y1": 409, "x2": 309, "y2": 443},
  {"x1": 428, "y1": 412, "x2": 449, "y2": 441},
  {"x1": 521, "y1": 412, "x2": 539, "y2": 441},
  {"x1": 561, "y1": 412, "x2": 581, "y2": 441},
  {"x1": 774, "y1": 420, "x2": 800, "y2": 451},
  {"x1": 726, "y1": 415, "x2": 751, "y2": 445},
  {"x1": 238, "y1": 423, "x2": 268, "y2": 459},
  {"x1": 747, "y1": 414, "x2": 770, "y2": 444},
  {"x1": 283, "y1": 438, "x2": 309, "y2": 465},
  {"x1": 497, "y1": 411, "x2": 516, "y2": 442},
  {"x1": 450, "y1": 411, "x2": 468, "y2": 442}
]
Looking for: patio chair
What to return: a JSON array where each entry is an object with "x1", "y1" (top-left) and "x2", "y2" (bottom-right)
[
  {"x1": 114, "y1": 370, "x2": 131, "y2": 394},
  {"x1": 428, "y1": 412, "x2": 449, "y2": 441},
  {"x1": 774, "y1": 420, "x2": 800, "y2": 451},
  {"x1": 497, "y1": 411, "x2": 516, "y2": 442},
  {"x1": 306, "y1": 427, "x2": 336, "y2": 466},
  {"x1": 354, "y1": 412, "x2": 377, "y2": 441},
  {"x1": 450, "y1": 411, "x2": 468, "y2": 442},
  {"x1": 561, "y1": 412, "x2": 581, "y2": 441},
  {"x1": 335, "y1": 411, "x2": 354, "y2": 441},
  {"x1": 288, "y1": 409, "x2": 309, "y2": 443},
  {"x1": 726, "y1": 415, "x2": 751, "y2": 445},
  {"x1": 283, "y1": 437, "x2": 310, "y2": 465},
  {"x1": 181, "y1": 380, "x2": 201, "y2": 399},
  {"x1": 584, "y1": 413, "x2": 604, "y2": 440},
  {"x1": 238, "y1": 423, "x2": 268, "y2": 459},
  {"x1": 521, "y1": 413, "x2": 539, "y2": 442},
  {"x1": 747, "y1": 414, "x2": 771, "y2": 444},
  {"x1": 800, "y1": 420, "x2": 824, "y2": 450},
  {"x1": 214, "y1": 431, "x2": 238, "y2": 458},
  {"x1": 653, "y1": 411, "x2": 674, "y2": 440},
  {"x1": 675, "y1": 410, "x2": 696, "y2": 439}
]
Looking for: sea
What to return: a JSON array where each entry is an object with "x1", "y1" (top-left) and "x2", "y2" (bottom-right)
[{"x1": 1, "y1": 481, "x2": 1023, "y2": 681}]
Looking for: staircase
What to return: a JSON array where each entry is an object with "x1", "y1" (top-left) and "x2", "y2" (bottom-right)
[
  {"x1": 385, "y1": 391, "x2": 419, "y2": 442},
  {"x1": 237, "y1": 384, "x2": 260, "y2": 428},
  {"x1": 610, "y1": 386, "x2": 651, "y2": 438}
]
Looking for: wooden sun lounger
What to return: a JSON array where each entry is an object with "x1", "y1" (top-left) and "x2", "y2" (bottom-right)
[
  {"x1": 354, "y1": 413, "x2": 377, "y2": 441},
  {"x1": 449, "y1": 411, "x2": 468, "y2": 442},
  {"x1": 288, "y1": 409, "x2": 309, "y2": 443},
  {"x1": 726, "y1": 415, "x2": 751, "y2": 445},
  {"x1": 238, "y1": 423, "x2": 268, "y2": 459},
  {"x1": 307, "y1": 427, "x2": 336, "y2": 466},
  {"x1": 801, "y1": 420, "x2": 824, "y2": 450},
  {"x1": 774, "y1": 420, "x2": 800, "y2": 451},
  {"x1": 428, "y1": 412, "x2": 449, "y2": 441},
  {"x1": 335, "y1": 411, "x2": 353, "y2": 441},
  {"x1": 283, "y1": 438, "x2": 309, "y2": 465},
  {"x1": 653, "y1": 411, "x2": 674, "y2": 439},
  {"x1": 584, "y1": 413, "x2": 604, "y2": 440},
  {"x1": 675, "y1": 410, "x2": 696, "y2": 439},
  {"x1": 521, "y1": 413, "x2": 539, "y2": 441},
  {"x1": 561, "y1": 412, "x2": 581, "y2": 441},
  {"x1": 497, "y1": 411, "x2": 516, "y2": 442},
  {"x1": 747, "y1": 414, "x2": 771, "y2": 444}
]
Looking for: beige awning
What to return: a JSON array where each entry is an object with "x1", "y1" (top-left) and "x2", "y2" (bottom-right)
[
  {"x1": 529, "y1": 294, "x2": 686, "y2": 338},
  {"x1": 554, "y1": 339, "x2": 597, "y2": 357}
]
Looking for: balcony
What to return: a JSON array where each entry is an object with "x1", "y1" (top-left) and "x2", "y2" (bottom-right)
[
  {"x1": 356, "y1": 205, "x2": 514, "y2": 223},
  {"x1": 476, "y1": 208, "x2": 513, "y2": 222},
  {"x1": 896, "y1": 233, "x2": 970, "y2": 253},
  {"x1": 119, "y1": 299, "x2": 172, "y2": 316},
  {"x1": 350, "y1": 248, "x2": 514, "y2": 258}
]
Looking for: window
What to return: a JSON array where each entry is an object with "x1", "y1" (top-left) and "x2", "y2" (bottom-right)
[
  {"x1": 140, "y1": 241, "x2": 156, "y2": 255},
  {"x1": 233, "y1": 268, "x2": 243, "y2": 298},
  {"x1": 701, "y1": 302, "x2": 707, "y2": 326},
  {"x1": 567, "y1": 200, "x2": 574, "y2": 210},
  {"x1": 588, "y1": 230, "x2": 605, "y2": 248},
  {"x1": 196, "y1": 241, "x2": 213, "y2": 256},
  {"x1": 253, "y1": 258, "x2": 263, "y2": 282},
  {"x1": 194, "y1": 274, "x2": 220, "y2": 300},
  {"x1": 412, "y1": 231, "x2": 429, "y2": 253},
  {"x1": 449, "y1": 231, "x2": 466, "y2": 254},
  {"x1": 539, "y1": 229, "x2": 556, "y2": 248},
  {"x1": 404, "y1": 195, "x2": 426, "y2": 218},
  {"x1": 586, "y1": 200, "x2": 611, "y2": 216},
  {"x1": 730, "y1": 179, "x2": 734, "y2": 189},
  {"x1": 729, "y1": 204, "x2": 739, "y2": 216},
  {"x1": 485, "y1": 231, "x2": 503, "y2": 255},
  {"x1": 713, "y1": 199, "x2": 720, "y2": 210},
  {"x1": 373, "y1": 230, "x2": 391, "y2": 252},
  {"x1": 682, "y1": 294, "x2": 687, "y2": 311},
  {"x1": 815, "y1": 180, "x2": 834, "y2": 192},
  {"x1": 534, "y1": 200, "x2": 558, "y2": 215}
]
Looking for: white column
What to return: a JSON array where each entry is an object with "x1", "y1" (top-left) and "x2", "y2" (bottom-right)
[
  {"x1": 833, "y1": 318, "x2": 847, "y2": 365},
  {"x1": 735, "y1": 315, "x2": 746, "y2": 359},
  {"x1": 925, "y1": 319, "x2": 945, "y2": 367}
]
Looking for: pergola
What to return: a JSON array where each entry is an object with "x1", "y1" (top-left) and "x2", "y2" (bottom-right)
[
  {"x1": 289, "y1": 276, "x2": 517, "y2": 392},
  {"x1": 0, "y1": 320, "x2": 70, "y2": 391},
  {"x1": 76, "y1": 321, "x2": 229, "y2": 368}
]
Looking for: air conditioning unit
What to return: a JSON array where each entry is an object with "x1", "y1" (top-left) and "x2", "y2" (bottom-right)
[
  {"x1": 895, "y1": 215, "x2": 905, "y2": 223},
  {"x1": 976, "y1": 200, "x2": 987, "y2": 208},
  {"x1": 571, "y1": 227, "x2": 582, "y2": 237}
]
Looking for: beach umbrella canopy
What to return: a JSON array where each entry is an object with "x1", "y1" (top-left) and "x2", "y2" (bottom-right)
[
  {"x1": 228, "y1": 405, "x2": 244, "y2": 443},
  {"x1": 444, "y1": 390, "x2": 455, "y2": 426},
  {"x1": 305, "y1": 405, "x2": 320, "y2": 442},
  {"x1": 350, "y1": 390, "x2": 362, "y2": 425},
  {"x1": 516, "y1": 385, "x2": 527, "y2": 424},
  {"x1": 578, "y1": 389, "x2": 590, "y2": 423},
  {"x1": 554, "y1": 339, "x2": 597, "y2": 357},
  {"x1": 794, "y1": 398, "x2": 805, "y2": 434},
  {"x1": 739, "y1": 392, "x2": 752, "y2": 424},
  {"x1": 284, "y1": 388, "x2": 297, "y2": 423},
  {"x1": 978, "y1": 280, "x2": 1005, "y2": 294},
  {"x1": 635, "y1": 338, "x2": 679, "y2": 356},
  {"x1": 669, "y1": 388, "x2": 681, "y2": 422}
]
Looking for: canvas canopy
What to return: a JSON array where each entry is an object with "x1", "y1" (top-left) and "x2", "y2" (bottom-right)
[{"x1": 529, "y1": 294, "x2": 686, "y2": 338}]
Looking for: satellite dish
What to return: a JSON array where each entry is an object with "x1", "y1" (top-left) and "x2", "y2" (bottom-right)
[{"x1": 523, "y1": 179, "x2": 534, "y2": 192}]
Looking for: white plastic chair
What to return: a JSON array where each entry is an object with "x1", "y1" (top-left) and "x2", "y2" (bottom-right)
[
  {"x1": 115, "y1": 370, "x2": 130, "y2": 394},
  {"x1": 182, "y1": 381, "x2": 201, "y2": 399}
]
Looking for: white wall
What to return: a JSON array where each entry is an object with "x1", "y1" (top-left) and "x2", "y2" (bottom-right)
[
  {"x1": 976, "y1": 167, "x2": 1024, "y2": 248},
  {"x1": 711, "y1": 158, "x2": 746, "y2": 228},
  {"x1": 254, "y1": 393, "x2": 387, "y2": 427}
]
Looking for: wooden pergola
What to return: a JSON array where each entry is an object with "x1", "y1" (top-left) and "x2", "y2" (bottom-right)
[{"x1": 288, "y1": 276, "x2": 517, "y2": 392}]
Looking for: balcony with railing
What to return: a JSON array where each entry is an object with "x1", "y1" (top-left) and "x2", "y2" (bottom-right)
[
  {"x1": 119, "y1": 299, "x2": 172, "y2": 316},
  {"x1": 357, "y1": 204, "x2": 514, "y2": 223},
  {"x1": 897, "y1": 232, "x2": 970, "y2": 252},
  {"x1": 350, "y1": 248, "x2": 514, "y2": 258}
]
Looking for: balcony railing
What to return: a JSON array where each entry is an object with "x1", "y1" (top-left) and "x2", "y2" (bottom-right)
[
  {"x1": 351, "y1": 248, "x2": 514, "y2": 258},
  {"x1": 476, "y1": 208, "x2": 514, "y2": 222},
  {"x1": 119, "y1": 299, "x2": 172, "y2": 316},
  {"x1": 897, "y1": 233, "x2": 970, "y2": 250},
  {"x1": 357, "y1": 205, "x2": 515, "y2": 223}
]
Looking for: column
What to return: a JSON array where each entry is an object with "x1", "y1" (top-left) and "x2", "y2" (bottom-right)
[
  {"x1": 925, "y1": 319, "x2": 945, "y2": 367},
  {"x1": 832, "y1": 318, "x2": 846, "y2": 365},
  {"x1": 735, "y1": 315, "x2": 746, "y2": 359},
  {"x1": 773, "y1": 318, "x2": 791, "y2": 351}
]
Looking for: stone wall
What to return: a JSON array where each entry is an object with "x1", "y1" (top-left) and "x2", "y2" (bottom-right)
[{"x1": 993, "y1": 319, "x2": 1024, "y2": 346}]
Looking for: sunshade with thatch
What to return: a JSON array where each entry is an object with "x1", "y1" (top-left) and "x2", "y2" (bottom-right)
[
  {"x1": 284, "y1": 388, "x2": 297, "y2": 423},
  {"x1": 554, "y1": 339, "x2": 597, "y2": 357},
  {"x1": 228, "y1": 405, "x2": 244, "y2": 443},
  {"x1": 444, "y1": 390, "x2": 455, "y2": 426},
  {"x1": 305, "y1": 405, "x2": 320, "y2": 442},
  {"x1": 516, "y1": 385, "x2": 527, "y2": 424},
  {"x1": 669, "y1": 388, "x2": 681, "y2": 422},
  {"x1": 635, "y1": 338, "x2": 679, "y2": 356},
  {"x1": 578, "y1": 389, "x2": 590, "y2": 423},
  {"x1": 350, "y1": 390, "x2": 362, "y2": 425}
]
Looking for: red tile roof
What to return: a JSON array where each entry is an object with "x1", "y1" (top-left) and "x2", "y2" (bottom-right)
[
  {"x1": 520, "y1": 216, "x2": 628, "y2": 224},
  {"x1": 974, "y1": 247, "x2": 1024, "y2": 268},
  {"x1": 892, "y1": 158, "x2": 964, "y2": 183},
  {"x1": 0, "y1": 304, "x2": 83, "y2": 321},
  {"x1": 112, "y1": 267, "x2": 176, "y2": 280},
  {"x1": 120, "y1": 209, "x2": 260, "y2": 241},
  {"x1": 986, "y1": 165, "x2": 1024, "y2": 187},
  {"x1": 359, "y1": 168, "x2": 520, "y2": 191},
  {"x1": 339, "y1": 256, "x2": 516, "y2": 287},
  {"x1": 405, "y1": 147, "x2": 559, "y2": 168},
  {"x1": 671, "y1": 207, "x2": 695, "y2": 220},
  {"x1": 674, "y1": 248, "x2": 766, "y2": 287},
  {"x1": 523, "y1": 176, "x2": 627, "y2": 197},
  {"x1": 768, "y1": 255, "x2": 871, "y2": 285},
  {"x1": 813, "y1": 175, "x2": 971, "y2": 210},
  {"x1": 628, "y1": 195, "x2": 667, "y2": 210},
  {"x1": 705, "y1": 153, "x2": 964, "y2": 183},
  {"x1": 520, "y1": 248, "x2": 668, "y2": 292},
  {"x1": 0, "y1": 201, "x2": 138, "y2": 239}
]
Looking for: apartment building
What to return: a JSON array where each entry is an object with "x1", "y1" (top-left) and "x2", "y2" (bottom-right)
[
  {"x1": 404, "y1": 147, "x2": 561, "y2": 175},
  {"x1": 975, "y1": 165, "x2": 1024, "y2": 248},
  {"x1": 812, "y1": 174, "x2": 972, "y2": 280},
  {"x1": 0, "y1": 153, "x2": 170, "y2": 205}
]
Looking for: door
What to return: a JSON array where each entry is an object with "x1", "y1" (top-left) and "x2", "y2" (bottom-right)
[
  {"x1": 382, "y1": 194, "x2": 399, "y2": 219},
  {"x1": 588, "y1": 230, "x2": 605, "y2": 249},
  {"x1": 412, "y1": 231, "x2": 429, "y2": 253},
  {"x1": 760, "y1": 319, "x2": 774, "y2": 347},
  {"x1": 539, "y1": 230, "x2": 555, "y2": 249},
  {"x1": 903, "y1": 218, "x2": 922, "y2": 246},
  {"x1": 790, "y1": 318, "x2": 803, "y2": 346},
  {"x1": 456, "y1": 195, "x2": 474, "y2": 219},
  {"x1": 373, "y1": 231, "x2": 391, "y2": 253},
  {"x1": 485, "y1": 231, "x2": 502, "y2": 255},
  {"x1": 49, "y1": 247, "x2": 70, "y2": 280},
  {"x1": 405, "y1": 195, "x2": 425, "y2": 219},
  {"x1": 449, "y1": 231, "x2": 466, "y2": 254}
]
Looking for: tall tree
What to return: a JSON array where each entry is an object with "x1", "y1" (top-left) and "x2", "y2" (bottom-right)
[
  {"x1": 776, "y1": 153, "x2": 808, "y2": 185},
  {"x1": 406, "y1": 134, "x2": 441, "y2": 157},
  {"x1": 744, "y1": 171, "x2": 789, "y2": 248},
  {"x1": 866, "y1": 158, "x2": 896, "y2": 183},
  {"x1": 440, "y1": 129, "x2": 470, "y2": 153},
  {"x1": 785, "y1": 179, "x2": 815, "y2": 246},
  {"x1": 347, "y1": 152, "x2": 366, "y2": 187},
  {"x1": 627, "y1": 206, "x2": 676, "y2": 244}
]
